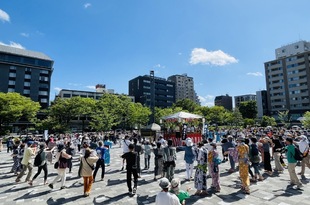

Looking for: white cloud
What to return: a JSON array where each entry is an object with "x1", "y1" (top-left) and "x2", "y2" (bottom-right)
[
  {"x1": 85, "y1": 85, "x2": 96, "y2": 90},
  {"x1": 84, "y1": 3, "x2": 91, "y2": 8},
  {"x1": 20, "y1": 33, "x2": 29, "y2": 37},
  {"x1": 54, "y1": 87, "x2": 62, "y2": 92},
  {"x1": 0, "y1": 9, "x2": 10, "y2": 22},
  {"x1": 178, "y1": 52, "x2": 182, "y2": 55},
  {"x1": 198, "y1": 95, "x2": 215, "y2": 107},
  {"x1": 153, "y1": 64, "x2": 165, "y2": 69},
  {"x1": 190, "y1": 48, "x2": 238, "y2": 66},
  {"x1": 0, "y1": 41, "x2": 25, "y2": 49},
  {"x1": 247, "y1": 72, "x2": 263, "y2": 77}
]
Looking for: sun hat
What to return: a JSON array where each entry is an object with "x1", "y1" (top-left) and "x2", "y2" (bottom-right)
[{"x1": 159, "y1": 177, "x2": 170, "y2": 189}]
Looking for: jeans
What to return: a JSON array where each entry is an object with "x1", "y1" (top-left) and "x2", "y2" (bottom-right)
[
  {"x1": 252, "y1": 162, "x2": 260, "y2": 175},
  {"x1": 32, "y1": 163, "x2": 48, "y2": 182},
  {"x1": 144, "y1": 155, "x2": 150, "y2": 169},
  {"x1": 93, "y1": 159, "x2": 105, "y2": 180},
  {"x1": 185, "y1": 163, "x2": 194, "y2": 179},
  {"x1": 229, "y1": 155, "x2": 235, "y2": 169}
]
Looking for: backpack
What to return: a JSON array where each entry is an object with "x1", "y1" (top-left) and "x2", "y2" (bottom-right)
[
  {"x1": 250, "y1": 144, "x2": 259, "y2": 156},
  {"x1": 34, "y1": 150, "x2": 43, "y2": 167},
  {"x1": 293, "y1": 145, "x2": 303, "y2": 161}
]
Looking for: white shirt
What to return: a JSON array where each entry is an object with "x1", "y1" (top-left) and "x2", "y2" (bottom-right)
[
  {"x1": 155, "y1": 192, "x2": 181, "y2": 205},
  {"x1": 122, "y1": 139, "x2": 131, "y2": 153}
]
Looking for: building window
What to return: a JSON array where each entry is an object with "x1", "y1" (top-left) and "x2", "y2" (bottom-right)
[
  {"x1": 9, "y1": 73, "x2": 16, "y2": 78},
  {"x1": 8, "y1": 88, "x2": 15, "y2": 92},
  {"x1": 9, "y1": 80, "x2": 15, "y2": 85},
  {"x1": 40, "y1": 76, "x2": 49, "y2": 81},
  {"x1": 24, "y1": 82, "x2": 31, "y2": 87},
  {"x1": 40, "y1": 98, "x2": 48, "y2": 103},
  {"x1": 10, "y1": 66, "x2": 16, "y2": 70},
  {"x1": 25, "y1": 67, "x2": 32, "y2": 72},
  {"x1": 23, "y1": 89, "x2": 30, "y2": 94},
  {"x1": 40, "y1": 70, "x2": 49, "y2": 74},
  {"x1": 39, "y1": 91, "x2": 48, "y2": 96},
  {"x1": 143, "y1": 80, "x2": 150, "y2": 83},
  {"x1": 25, "y1": 74, "x2": 31, "y2": 79},
  {"x1": 63, "y1": 94, "x2": 71, "y2": 98}
]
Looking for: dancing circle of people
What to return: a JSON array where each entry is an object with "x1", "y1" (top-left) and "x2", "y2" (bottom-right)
[{"x1": 4, "y1": 128, "x2": 310, "y2": 205}]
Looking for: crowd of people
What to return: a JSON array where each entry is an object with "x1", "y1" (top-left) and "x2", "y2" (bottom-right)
[{"x1": 2, "y1": 126, "x2": 310, "y2": 204}]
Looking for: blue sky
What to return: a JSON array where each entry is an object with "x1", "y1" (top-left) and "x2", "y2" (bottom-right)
[{"x1": 1, "y1": 1, "x2": 310, "y2": 106}]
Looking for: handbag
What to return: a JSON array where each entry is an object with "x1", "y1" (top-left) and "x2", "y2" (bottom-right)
[
  {"x1": 59, "y1": 152, "x2": 68, "y2": 169},
  {"x1": 54, "y1": 161, "x2": 59, "y2": 169}
]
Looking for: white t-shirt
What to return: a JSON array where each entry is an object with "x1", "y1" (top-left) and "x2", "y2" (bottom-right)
[
  {"x1": 122, "y1": 139, "x2": 131, "y2": 153},
  {"x1": 155, "y1": 192, "x2": 181, "y2": 205}
]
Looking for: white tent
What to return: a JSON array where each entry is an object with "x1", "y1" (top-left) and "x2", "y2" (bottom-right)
[
  {"x1": 162, "y1": 111, "x2": 203, "y2": 120},
  {"x1": 145, "y1": 123, "x2": 161, "y2": 131},
  {"x1": 297, "y1": 117, "x2": 305, "y2": 121}
]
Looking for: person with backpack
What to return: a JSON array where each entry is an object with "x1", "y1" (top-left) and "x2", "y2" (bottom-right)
[
  {"x1": 29, "y1": 143, "x2": 48, "y2": 186},
  {"x1": 285, "y1": 137, "x2": 303, "y2": 189},
  {"x1": 249, "y1": 137, "x2": 264, "y2": 182}
]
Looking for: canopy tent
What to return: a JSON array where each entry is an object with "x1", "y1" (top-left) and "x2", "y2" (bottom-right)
[
  {"x1": 161, "y1": 111, "x2": 203, "y2": 120},
  {"x1": 297, "y1": 117, "x2": 305, "y2": 121},
  {"x1": 145, "y1": 123, "x2": 161, "y2": 131}
]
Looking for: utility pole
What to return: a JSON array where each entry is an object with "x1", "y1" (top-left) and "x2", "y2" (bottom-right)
[{"x1": 150, "y1": 70, "x2": 155, "y2": 124}]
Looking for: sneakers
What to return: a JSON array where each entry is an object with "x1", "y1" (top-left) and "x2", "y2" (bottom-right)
[
  {"x1": 128, "y1": 191, "x2": 132, "y2": 195},
  {"x1": 48, "y1": 184, "x2": 54, "y2": 189},
  {"x1": 133, "y1": 187, "x2": 137, "y2": 195}
]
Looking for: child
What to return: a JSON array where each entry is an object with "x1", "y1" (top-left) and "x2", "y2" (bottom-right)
[{"x1": 170, "y1": 178, "x2": 190, "y2": 205}]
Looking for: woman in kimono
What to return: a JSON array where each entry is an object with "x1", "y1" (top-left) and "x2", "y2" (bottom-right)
[
  {"x1": 236, "y1": 137, "x2": 250, "y2": 194},
  {"x1": 209, "y1": 143, "x2": 221, "y2": 192},
  {"x1": 104, "y1": 136, "x2": 113, "y2": 166},
  {"x1": 194, "y1": 142, "x2": 208, "y2": 196}
]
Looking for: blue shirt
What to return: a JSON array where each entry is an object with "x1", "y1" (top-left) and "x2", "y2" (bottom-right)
[{"x1": 96, "y1": 146, "x2": 107, "y2": 160}]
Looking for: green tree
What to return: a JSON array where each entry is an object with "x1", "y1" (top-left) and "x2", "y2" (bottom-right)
[
  {"x1": 277, "y1": 110, "x2": 291, "y2": 128},
  {"x1": 43, "y1": 97, "x2": 95, "y2": 133},
  {"x1": 301, "y1": 111, "x2": 310, "y2": 129},
  {"x1": 90, "y1": 94, "x2": 123, "y2": 131},
  {"x1": 243, "y1": 118, "x2": 255, "y2": 127},
  {"x1": 230, "y1": 108, "x2": 243, "y2": 127},
  {"x1": 238, "y1": 101, "x2": 257, "y2": 119},
  {"x1": 127, "y1": 103, "x2": 151, "y2": 129},
  {"x1": 0, "y1": 92, "x2": 40, "y2": 135},
  {"x1": 205, "y1": 106, "x2": 226, "y2": 125},
  {"x1": 260, "y1": 115, "x2": 277, "y2": 127},
  {"x1": 172, "y1": 99, "x2": 199, "y2": 113}
]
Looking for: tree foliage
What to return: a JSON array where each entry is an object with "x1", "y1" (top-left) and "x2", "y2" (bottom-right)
[
  {"x1": 238, "y1": 101, "x2": 257, "y2": 119},
  {"x1": 301, "y1": 111, "x2": 310, "y2": 129},
  {"x1": 260, "y1": 115, "x2": 277, "y2": 127},
  {"x1": 172, "y1": 99, "x2": 199, "y2": 113},
  {"x1": 0, "y1": 92, "x2": 40, "y2": 135}
]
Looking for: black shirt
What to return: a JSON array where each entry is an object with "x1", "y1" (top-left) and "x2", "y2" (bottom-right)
[{"x1": 121, "y1": 151, "x2": 137, "y2": 170}]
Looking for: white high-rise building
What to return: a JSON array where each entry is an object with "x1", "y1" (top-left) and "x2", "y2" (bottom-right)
[
  {"x1": 265, "y1": 40, "x2": 310, "y2": 120},
  {"x1": 167, "y1": 74, "x2": 200, "y2": 104}
]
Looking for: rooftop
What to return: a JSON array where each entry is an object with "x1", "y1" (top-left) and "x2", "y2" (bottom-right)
[{"x1": 0, "y1": 44, "x2": 52, "y2": 61}]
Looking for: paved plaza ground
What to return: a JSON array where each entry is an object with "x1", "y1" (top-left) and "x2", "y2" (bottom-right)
[{"x1": 0, "y1": 144, "x2": 309, "y2": 205}]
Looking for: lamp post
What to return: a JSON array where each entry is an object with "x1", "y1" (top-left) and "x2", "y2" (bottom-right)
[{"x1": 150, "y1": 70, "x2": 155, "y2": 124}]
